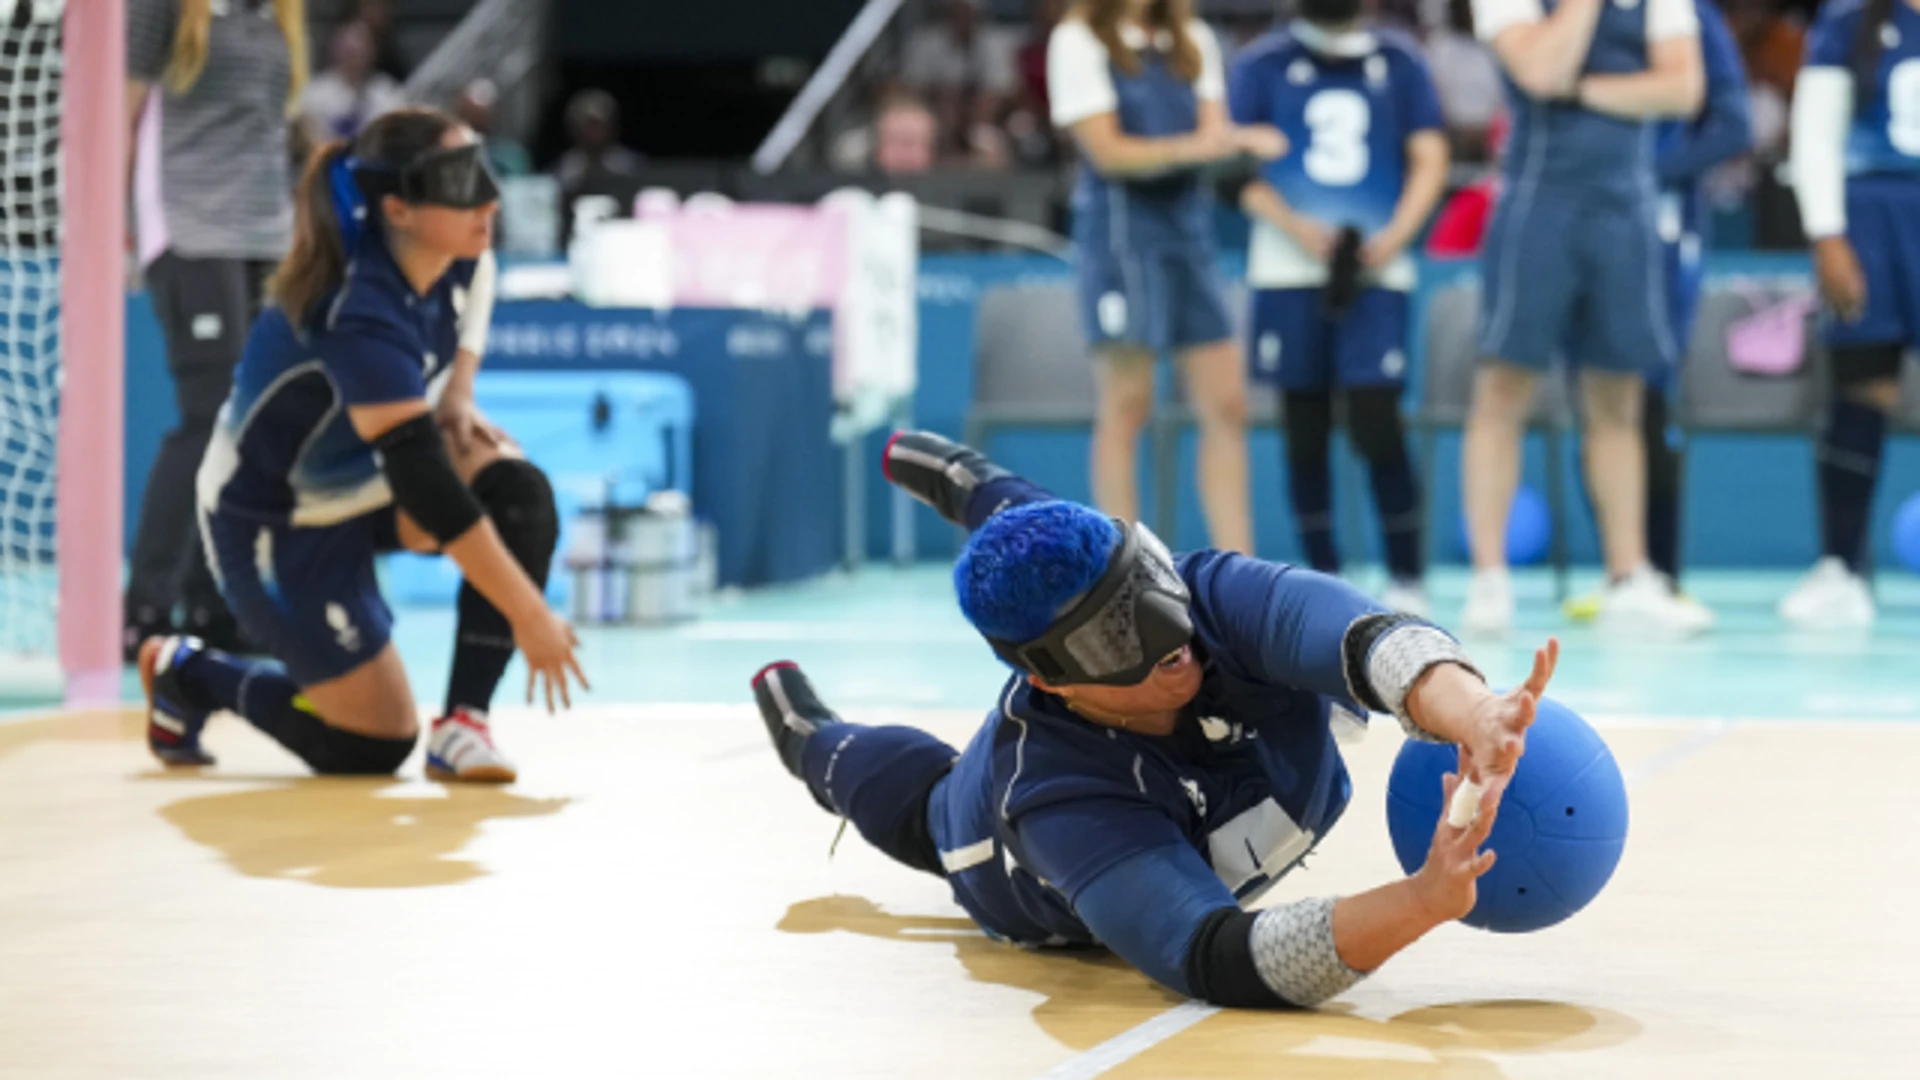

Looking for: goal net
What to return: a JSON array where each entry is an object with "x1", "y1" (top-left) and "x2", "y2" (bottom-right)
[{"x1": 0, "y1": 0, "x2": 121, "y2": 703}]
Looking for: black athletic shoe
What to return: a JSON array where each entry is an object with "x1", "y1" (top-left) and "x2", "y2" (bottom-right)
[
  {"x1": 751, "y1": 661, "x2": 841, "y2": 782},
  {"x1": 881, "y1": 430, "x2": 1012, "y2": 528}
]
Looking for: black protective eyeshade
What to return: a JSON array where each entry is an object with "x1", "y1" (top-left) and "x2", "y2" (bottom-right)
[{"x1": 396, "y1": 144, "x2": 501, "y2": 209}]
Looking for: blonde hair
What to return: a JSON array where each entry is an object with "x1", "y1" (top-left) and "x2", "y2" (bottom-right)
[
  {"x1": 163, "y1": 0, "x2": 310, "y2": 118},
  {"x1": 1069, "y1": 0, "x2": 1202, "y2": 83}
]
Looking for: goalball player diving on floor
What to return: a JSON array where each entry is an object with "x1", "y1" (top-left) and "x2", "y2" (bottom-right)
[{"x1": 752, "y1": 432, "x2": 1557, "y2": 1008}]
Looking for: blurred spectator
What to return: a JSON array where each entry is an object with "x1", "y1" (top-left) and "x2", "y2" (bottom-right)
[
  {"x1": 301, "y1": 21, "x2": 405, "y2": 141},
  {"x1": 875, "y1": 90, "x2": 941, "y2": 175},
  {"x1": 553, "y1": 89, "x2": 645, "y2": 243},
  {"x1": 1008, "y1": 0, "x2": 1068, "y2": 164},
  {"x1": 1725, "y1": 0, "x2": 1802, "y2": 160},
  {"x1": 353, "y1": 0, "x2": 410, "y2": 82},
  {"x1": 457, "y1": 78, "x2": 532, "y2": 178},
  {"x1": 1725, "y1": 0, "x2": 1804, "y2": 103},
  {"x1": 1420, "y1": 0, "x2": 1505, "y2": 163},
  {"x1": 902, "y1": 0, "x2": 1020, "y2": 164}
]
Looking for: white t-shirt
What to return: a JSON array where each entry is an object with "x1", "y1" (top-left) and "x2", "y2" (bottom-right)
[
  {"x1": 300, "y1": 71, "x2": 406, "y2": 142},
  {"x1": 1470, "y1": 0, "x2": 1698, "y2": 44},
  {"x1": 1046, "y1": 18, "x2": 1226, "y2": 129}
]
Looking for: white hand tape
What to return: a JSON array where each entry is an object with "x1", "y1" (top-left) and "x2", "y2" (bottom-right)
[{"x1": 1447, "y1": 778, "x2": 1484, "y2": 829}]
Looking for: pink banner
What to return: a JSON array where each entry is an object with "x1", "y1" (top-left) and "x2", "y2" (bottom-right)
[{"x1": 635, "y1": 202, "x2": 850, "y2": 311}]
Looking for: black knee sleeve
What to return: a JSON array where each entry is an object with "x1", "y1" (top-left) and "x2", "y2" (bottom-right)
[
  {"x1": 303, "y1": 727, "x2": 417, "y2": 776},
  {"x1": 471, "y1": 458, "x2": 559, "y2": 587},
  {"x1": 1344, "y1": 386, "x2": 1409, "y2": 463},
  {"x1": 1282, "y1": 391, "x2": 1334, "y2": 464}
]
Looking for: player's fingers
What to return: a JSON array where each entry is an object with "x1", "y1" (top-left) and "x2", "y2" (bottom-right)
[
  {"x1": 1473, "y1": 850, "x2": 1497, "y2": 876},
  {"x1": 568, "y1": 653, "x2": 591, "y2": 691},
  {"x1": 1524, "y1": 639, "x2": 1558, "y2": 697},
  {"x1": 525, "y1": 667, "x2": 535, "y2": 705},
  {"x1": 544, "y1": 671, "x2": 556, "y2": 715}
]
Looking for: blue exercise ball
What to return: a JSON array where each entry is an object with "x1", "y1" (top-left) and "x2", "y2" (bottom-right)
[
  {"x1": 1455, "y1": 485, "x2": 1551, "y2": 566},
  {"x1": 1385, "y1": 697, "x2": 1627, "y2": 933},
  {"x1": 1893, "y1": 491, "x2": 1920, "y2": 574}
]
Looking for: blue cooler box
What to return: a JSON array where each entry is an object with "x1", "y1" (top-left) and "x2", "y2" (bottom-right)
[{"x1": 379, "y1": 371, "x2": 695, "y2": 606}]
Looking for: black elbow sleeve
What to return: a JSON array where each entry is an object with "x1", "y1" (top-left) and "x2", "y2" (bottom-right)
[
  {"x1": 1183, "y1": 909, "x2": 1288, "y2": 1010},
  {"x1": 373, "y1": 413, "x2": 486, "y2": 544}
]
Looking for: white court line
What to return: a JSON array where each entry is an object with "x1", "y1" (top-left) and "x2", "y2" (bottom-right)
[
  {"x1": 1028, "y1": 714, "x2": 1738, "y2": 1080},
  {"x1": 1032, "y1": 1002, "x2": 1221, "y2": 1080}
]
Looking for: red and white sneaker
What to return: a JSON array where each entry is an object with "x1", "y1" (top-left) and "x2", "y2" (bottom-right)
[{"x1": 425, "y1": 708, "x2": 517, "y2": 783}]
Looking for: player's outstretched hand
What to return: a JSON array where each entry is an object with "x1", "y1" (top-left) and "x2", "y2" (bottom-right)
[
  {"x1": 514, "y1": 606, "x2": 590, "y2": 714},
  {"x1": 1459, "y1": 637, "x2": 1558, "y2": 796},
  {"x1": 1410, "y1": 767, "x2": 1501, "y2": 922}
]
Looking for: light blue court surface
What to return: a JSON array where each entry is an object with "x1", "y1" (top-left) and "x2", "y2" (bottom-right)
[{"x1": 140, "y1": 565, "x2": 1914, "y2": 724}]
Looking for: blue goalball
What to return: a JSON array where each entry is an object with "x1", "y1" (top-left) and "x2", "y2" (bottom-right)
[
  {"x1": 1892, "y1": 491, "x2": 1920, "y2": 574},
  {"x1": 1385, "y1": 697, "x2": 1628, "y2": 933},
  {"x1": 1455, "y1": 484, "x2": 1551, "y2": 566}
]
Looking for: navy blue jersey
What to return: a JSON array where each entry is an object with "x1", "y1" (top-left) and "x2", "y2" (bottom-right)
[
  {"x1": 929, "y1": 550, "x2": 1377, "y2": 947},
  {"x1": 199, "y1": 234, "x2": 477, "y2": 526},
  {"x1": 1050, "y1": 19, "x2": 1229, "y2": 252},
  {"x1": 1229, "y1": 24, "x2": 1442, "y2": 289},
  {"x1": 1654, "y1": 0, "x2": 1750, "y2": 244},
  {"x1": 1806, "y1": 0, "x2": 1920, "y2": 179},
  {"x1": 1476, "y1": 0, "x2": 1699, "y2": 201}
]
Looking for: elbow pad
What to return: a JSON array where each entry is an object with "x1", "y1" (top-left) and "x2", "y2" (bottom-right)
[
  {"x1": 373, "y1": 413, "x2": 486, "y2": 544},
  {"x1": 1184, "y1": 899, "x2": 1366, "y2": 1009},
  {"x1": 1342, "y1": 613, "x2": 1480, "y2": 742}
]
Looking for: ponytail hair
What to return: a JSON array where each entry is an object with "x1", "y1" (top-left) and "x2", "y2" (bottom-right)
[
  {"x1": 269, "y1": 108, "x2": 458, "y2": 326},
  {"x1": 271, "y1": 140, "x2": 353, "y2": 327},
  {"x1": 1853, "y1": 0, "x2": 1895, "y2": 111}
]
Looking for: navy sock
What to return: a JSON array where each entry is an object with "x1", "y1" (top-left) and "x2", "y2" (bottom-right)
[
  {"x1": 1818, "y1": 399, "x2": 1887, "y2": 574},
  {"x1": 1287, "y1": 456, "x2": 1338, "y2": 574},
  {"x1": 964, "y1": 476, "x2": 1054, "y2": 531},
  {"x1": 177, "y1": 649, "x2": 412, "y2": 775},
  {"x1": 1366, "y1": 452, "x2": 1422, "y2": 581},
  {"x1": 1643, "y1": 386, "x2": 1683, "y2": 581},
  {"x1": 799, "y1": 722, "x2": 957, "y2": 876}
]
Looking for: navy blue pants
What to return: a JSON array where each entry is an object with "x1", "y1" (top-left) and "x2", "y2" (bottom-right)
[{"x1": 802, "y1": 723, "x2": 957, "y2": 877}]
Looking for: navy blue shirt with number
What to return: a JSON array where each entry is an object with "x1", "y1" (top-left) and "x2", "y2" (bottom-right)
[
  {"x1": 926, "y1": 550, "x2": 1378, "y2": 947},
  {"x1": 1228, "y1": 26, "x2": 1442, "y2": 237},
  {"x1": 1807, "y1": 0, "x2": 1920, "y2": 179}
]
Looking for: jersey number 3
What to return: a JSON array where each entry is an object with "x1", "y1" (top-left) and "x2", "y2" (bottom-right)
[
  {"x1": 1890, "y1": 60, "x2": 1920, "y2": 156},
  {"x1": 1303, "y1": 89, "x2": 1371, "y2": 187}
]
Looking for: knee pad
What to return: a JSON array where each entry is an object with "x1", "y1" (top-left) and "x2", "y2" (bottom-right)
[
  {"x1": 308, "y1": 727, "x2": 416, "y2": 776},
  {"x1": 1344, "y1": 386, "x2": 1409, "y2": 463},
  {"x1": 471, "y1": 458, "x2": 559, "y2": 586},
  {"x1": 1282, "y1": 392, "x2": 1334, "y2": 464}
]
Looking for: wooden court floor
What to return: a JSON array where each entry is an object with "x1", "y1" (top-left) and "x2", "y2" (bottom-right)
[{"x1": 2, "y1": 699, "x2": 1917, "y2": 1078}]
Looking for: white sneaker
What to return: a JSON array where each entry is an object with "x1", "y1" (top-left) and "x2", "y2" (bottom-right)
[
  {"x1": 425, "y1": 708, "x2": 518, "y2": 783},
  {"x1": 1597, "y1": 567, "x2": 1714, "y2": 636},
  {"x1": 1380, "y1": 579, "x2": 1430, "y2": 619},
  {"x1": 1778, "y1": 557, "x2": 1875, "y2": 628},
  {"x1": 1461, "y1": 569, "x2": 1514, "y2": 636}
]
